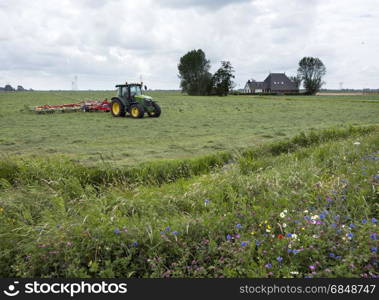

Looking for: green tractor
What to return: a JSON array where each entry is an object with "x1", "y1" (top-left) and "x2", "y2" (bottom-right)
[{"x1": 110, "y1": 82, "x2": 161, "y2": 118}]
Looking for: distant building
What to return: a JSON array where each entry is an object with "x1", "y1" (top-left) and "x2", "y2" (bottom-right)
[{"x1": 244, "y1": 73, "x2": 299, "y2": 94}]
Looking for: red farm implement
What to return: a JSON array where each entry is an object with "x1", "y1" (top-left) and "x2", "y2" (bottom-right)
[{"x1": 31, "y1": 99, "x2": 110, "y2": 114}]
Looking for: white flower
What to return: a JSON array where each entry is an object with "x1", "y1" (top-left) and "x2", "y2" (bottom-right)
[
  {"x1": 290, "y1": 271, "x2": 299, "y2": 275},
  {"x1": 266, "y1": 229, "x2": 271, "y2": 233},
  {"x1": 292, "y1": 234, "x2": 298, "y2": 240},
  {"x1": 280, "y1": 212, "x2": 286, "y2": 218},
  {"x1": 311, "y1": 215, "x2": 319, "y2": 220},
  {"x1": 353, "y1": 141, "x2": 360, "y2": 145},
  {"x1": 304, "y1": 210, "x2": 309, "y2": 214},
  {"x1": 283, "y1": 209, "x2": 288, "y2": 214},
  {"x1": 282, "y1": 223, "x2": 287, "y2": 228}
]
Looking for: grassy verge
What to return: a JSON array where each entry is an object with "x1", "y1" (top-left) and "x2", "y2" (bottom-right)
[
  {"x1": 0, "y1": 126, "x2": 378, "y2": 277},
  {"x1": 0, "y1": 125, "x2": 375, "y2": 190}
]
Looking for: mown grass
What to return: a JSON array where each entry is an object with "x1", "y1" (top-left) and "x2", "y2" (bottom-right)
[
  {"x1": 0, "y1": 126, "x2": 377, "y2": 278},
  {"x1": 0, "y1": 91, "x2": 378, "y2": 165}
]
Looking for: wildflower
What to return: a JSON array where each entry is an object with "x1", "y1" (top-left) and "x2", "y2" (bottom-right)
[
  {"x1": 66, "y1": 242, "x2": 72, "y2": 247},
  {"x1": 165, "y1": 226, "x2": 171, "y2": 231},
  {"x1": 266, "y1": 228, "x2": 271, "y2": 233},
  {"x1": 0, "y1": 207, "x2": 3, "y2": 213},
  {"x1": 123, "y1": 228, "x2": 128, "y2": 233},
  {"x1": 291, "y1": 234, "x2": 298, "y2": 240},
  {"x1": 250, "y1": 231, "x2": 255, "y2": 235},
  {"x1": 226, "y1": 234, "x2": 232, "y2": 241},
  {"x1": 290, "y1": 271, "x2": 299, "y2": 275},
  {"x1": 132, "y1": 241, "x2": 138, "y2": 247},
  {"x1": 371, "y1": 247, "x2": 377, "y2": 253},
  {"x1": 204, "y1": 199, "x2": 209, "y2": 205},
  {"x1": 287, "y1": 233, "x2": 292, "y2": 237},
  {"x1": 171, "y1": 231, "x2": 179, "y2": 235},
  {"x1": 301, "y1": 227, "x2": 305, "y2": 231},
  {"x1": 353, "y1": 141, "x2": 360, "y2": 145},
  {"x1": 292, "y1": 249, "x2": 300, "y2": 254},
  {"x1": 370, "y1": 233, "x2": 377, "y2": 240},
  {"x1": 349, "y1": 223, "x2": 355, "y2": 229},
  {"x1": 304, "y1": 209, "x2": 309, "y2": 213},
  {"x1": 372, "y1": 218, "x2": 377, "y2": 224},
  {"x1": 280, "y1": 212, "x2": 286, "y2": 218},
  {"x1": 255, "y1": 240, "x2": 261, "y2": 246},
  {"x1": 309, "y1": 265, "x2": 316, "y2": 270},
  {"x1": 277, "y1": 234, "x2": 284, "y2": 239},
  {"x1": 283, "y1": 209, "x2": 288, "y2": 214},
  {"x1": 362, "y1": 219, "x2": 367, "y2": 224},
  {"x1": 236, "y1": 224, "x2": 242, "y2": 229},
  {"x1": 235, "y1": 234, "x2": 241, "y2": 239},
  {"x1": 319, "y1": 213, "x2": 326, "y2": 219},
  {"x1": 277, "y1": 256, "x2": 283, "y2": 263},
  {"x1": 114, "y1": 228, "x2": 120, "y2": 234},
  {"x1": 265, "y1": 263, "x2": 272, "y2": 268},
  {"x1": 347, "y1": 232, "x2": 354, "y2": 239},
  {"x1": 282, "y1": 223, "x2": 287, "y2": 228},
  {"x1": 267, "y1": 225, "x2": 272, "y2": 229},
  {"x1": 241, "y1": 241, "x2": 248, "y2": 247},
  {"x1": 329, "y1": 253, "x2": 335, "y2": 258},
  {"x1": 287, "y1": 249, "x2": 292, "y2": 253}
]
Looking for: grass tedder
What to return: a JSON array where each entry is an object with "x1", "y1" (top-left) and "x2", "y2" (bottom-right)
[
  {"x1": 110, "y1": 82, "x2": 161, "y2": 118},
  {"x1": 30, "y1": 82, "x2": 161, "y2": 118}
]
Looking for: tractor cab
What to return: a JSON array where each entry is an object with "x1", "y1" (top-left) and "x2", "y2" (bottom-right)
[
  {"x1": 117, "y1": 83, "x2": 143, "y2": 100},
  {"x1": 111, "y1": 82, "x2": 161, "y2": 118}
]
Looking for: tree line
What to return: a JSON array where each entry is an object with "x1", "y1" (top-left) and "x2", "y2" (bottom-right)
[{"x1": 178, "y1": 49, "x2": 326, "y2": 96}]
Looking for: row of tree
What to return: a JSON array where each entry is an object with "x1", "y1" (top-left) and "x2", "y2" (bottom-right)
[
  {"x1": 178, "y1": 49, "x2": 327, "y2": 95},
  {"x1": 178, "y1": 49, "x2": 235, "y2": 96},
  {"x1": 0, "y1": 84, "x2": 30, "y2": 92}
]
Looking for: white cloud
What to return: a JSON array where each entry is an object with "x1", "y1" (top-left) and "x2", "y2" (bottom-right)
[{"x1": 0, "y1": 0, "x2": 378, "y2": 90}]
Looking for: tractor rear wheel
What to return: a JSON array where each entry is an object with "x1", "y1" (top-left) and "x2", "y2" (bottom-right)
[
  {"x1": 111, "y1": 99, "x2": 126, "y2": 117},
  {"x1": 148, "y1": 103, "x2": 161, "y2": 118},
  {"x1": 130, "y1": 104, "x2": 144, "y2": 118}
]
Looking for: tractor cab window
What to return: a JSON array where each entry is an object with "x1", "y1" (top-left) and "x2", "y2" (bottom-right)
[
  {"x1": 120, "y1": 86, "x2": 128, "y2": 98},
  {"x1": 129, "y1": 85, "x2": 142, "y2": 97}
]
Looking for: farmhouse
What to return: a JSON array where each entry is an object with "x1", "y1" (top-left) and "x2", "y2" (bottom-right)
[{"x1": 244, "y1": 73, "x2": 298, "y2": 94}]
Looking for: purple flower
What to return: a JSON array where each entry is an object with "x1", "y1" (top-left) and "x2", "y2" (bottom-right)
[
  {"x1": 319, "y1": 214, "x2": 326, "y2": 219},
  {"x1": 114, "y1": 228, "x2": 120, "y2": 234},
  {"x1": 331, "y1": 223, "x2": 337, "y2": 228},
  {"x1": 235, "y1": 234, "x2": 241, "y2": 239},
  {"x1": 329, "y1": 253, "x2": 335, "y2": 258},
  {"x1": 370, "y1": 233, "x2": 377, "y2": 240},
  {"x1": 372, "y1": 218, "x2": 377, "y2": 223},
  {"x1": 171, "y1": 231, "x2": 179, "y2": 235},
  {"x1": 277, "y1": 256, "x2": 283, "y2": 262},
  {"x1": 265, "y1": 263, "x2": 272, "y2": 268},
  {"x1": 236, "y1": 224, "x2": 242, "y2": 228},
  {"x1": 362, "y1": 219, "x2": 367, "y2": 224},
  {"x1": 371, "y1": 247, "x2": 377, "y2": 253},
  {"x1": 309, "y1": 265, "x2": 316, "y2": 270},
  {"x1": 241, "y1": 241, "x2": 248, "y2": 246},
  {"x1": 287, "y1": 249, "x2": 292, "y2": 253},
  {"x1": 255, "y1": 240, "x2": 261, "y2": 246},
  {"x1": 349, "y1": 223, "x2": 355, "y2": 228},
  {"x1": 226, "y1": 234, "x2": 232, "y2": 241},
  {"x1": 204, "y1": 199, "x2": 209, "y2": 204},
  {"x1": 292, "y1": 249, "x2": 300, "y2": 254},
  {"x1": 132, "y1": 241, "x2": 138, "y2": 247},
  {"x1": 165, "y1": 226, "x2": 171, "y2": 231},
  {"x1": 347, "y1": 232, "x2": 354, "y2": 239},
  {"x1": 287, "y1": 233, "x2": 292, "y2": 237}
]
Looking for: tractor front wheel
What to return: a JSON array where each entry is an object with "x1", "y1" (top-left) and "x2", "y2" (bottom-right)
[
  {"x1": 111, "y1": 99, "x2": 126, "y2": 117},
  {"x1": 148, "y1": 103, "x2": 161, "y2": 118},
  {"x1": 130, "y1": 104, "x2": 144, "y2": 118}
]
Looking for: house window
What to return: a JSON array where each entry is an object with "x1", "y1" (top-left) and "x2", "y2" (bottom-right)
[{"x1": 281, "y1": 81, "x2": 284, "y2": 84}]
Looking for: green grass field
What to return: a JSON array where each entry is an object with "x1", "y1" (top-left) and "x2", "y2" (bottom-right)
[
  {"x1": 0, "y1": 91, "x2": 378, "y2": 278},
  {"x1": 0, "y1": 91, "x2": 378, "y2": 165}
]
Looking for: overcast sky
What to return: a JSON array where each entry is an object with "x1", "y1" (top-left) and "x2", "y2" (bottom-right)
[{"x1": 1, "y1": 0, "x2": 378, "y2": 90}]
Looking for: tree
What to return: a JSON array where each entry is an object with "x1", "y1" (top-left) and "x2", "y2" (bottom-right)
[
  {"x1": 289, "y1": 75, "x2": 302, "y2": 89},
  {"x1": 178, "y1": 49, "x2": 212, "y2": 95},
  {"x1": 212, "y1": 61, "x2": 235, "y2": 96},
  {"x1": 297, "y1": 57, "x2": 326, "y2": 95}
]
